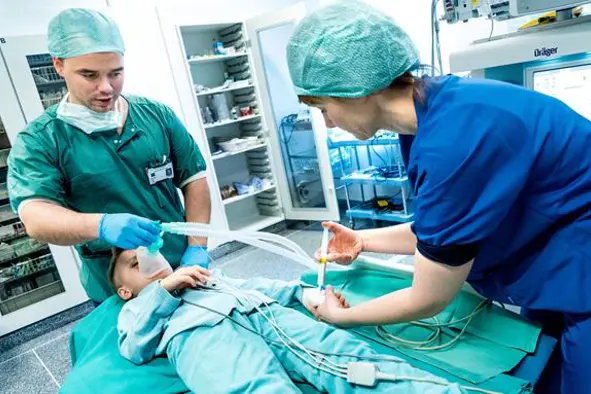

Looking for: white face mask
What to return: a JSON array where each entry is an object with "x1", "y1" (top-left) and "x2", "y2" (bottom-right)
[{"x1": 56, "y1": 93, "x2": 124, "y2": 134}]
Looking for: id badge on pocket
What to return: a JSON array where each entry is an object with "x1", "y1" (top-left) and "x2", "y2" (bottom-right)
[{"x1": 146, "y1": 158, "x2": 174, "y2": 185}]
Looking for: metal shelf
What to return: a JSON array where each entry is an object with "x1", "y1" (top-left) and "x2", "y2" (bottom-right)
[
  {"x1": 346, "y1": 208, "x2": 414, "y2": 223},
  {"x1": 196, "y1": 83, "x2": 254, "y2": 97},
  {"x1": 188, "y1": 53, "x2": 248, "y2": 65},
  {"x1": 0, "y1": 231, "x2": 28, "y2": 244},
  {"x1": 328, "y1": 137, "x2": 399, "y2": 149},
  {"x1": 0, "y1": 245, "x2": 51, "y2": 267},
  {"x1": 36, "y1": 80, "x2": 66, "y2": 91},
  {"x1": 204, "y1": 114, "x2": 261, "y2": 130},
  {"x1": 0, "y1": 280, "x2": 63, "y2": 308},
  {"x1": 328, "y1": 130, "x2": 412, "y2": 225},
  {"x1": 0, "y1": 183, "x2": 8, "y2": 201},
  {"x1": 289, "y1": 148, "x2": 318, "y2": 160},
  {"x1": 340, "y1": 168, "x2": 408, "y2": 187},
  {"x1": 0, "y1": 148, "x2": 10, "y2": 168},
  {"x1": 27, "y1": 54, "x2": 53, "y2": 68},
  {"x1": 0, "y1": 206, "x2": 19, "y2": 226},
  {"x1": 212, "y1": 143, "x2": 266, "y2": 161},
  {"x1": 222, "y1": 183, "x2": 275, "y2": 205},
  {"x1": 0, "y1": 220, "x2": 26, "y2": 242},
  {"x1": 0, "y1": 265, "x2": 56, "y2": 287}
]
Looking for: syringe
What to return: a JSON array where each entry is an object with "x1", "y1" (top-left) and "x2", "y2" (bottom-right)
[{"x1": 317, "y1": 227, "x2": 329, "y2": 289}]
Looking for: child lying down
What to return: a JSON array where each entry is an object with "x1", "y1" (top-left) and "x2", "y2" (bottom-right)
[{"x1": 110, "y1": 248, "x2": 465, "y2": 394}]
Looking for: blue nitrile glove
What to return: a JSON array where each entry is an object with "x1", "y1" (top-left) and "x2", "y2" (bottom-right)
[
  {"x1": 180, "y1": 245, "x2": 210, "y2": 268},
  {"x1": 98, "y1": 214, "x2": 161, "y2": 249}
]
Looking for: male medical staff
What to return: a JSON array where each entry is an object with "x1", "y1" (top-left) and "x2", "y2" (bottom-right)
[
  {"x1": 287, "y1": 2, "x2": 591, "y2": 393},
  {"x1": 8, "y1": 9, "x2": 211, "y2": 303}
]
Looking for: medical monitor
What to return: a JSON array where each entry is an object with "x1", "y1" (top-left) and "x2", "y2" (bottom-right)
[{"x1": 526, "y1": 58, "x2": 591, "y2": 120}]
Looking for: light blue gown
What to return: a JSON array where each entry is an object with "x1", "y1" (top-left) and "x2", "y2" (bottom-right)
[{"x1": 117, "y1": 271, "x2": 465, "y2": 393}]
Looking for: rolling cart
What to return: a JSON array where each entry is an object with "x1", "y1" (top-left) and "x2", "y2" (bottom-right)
[{"x1": 327, "y1": 131, "x2": 414, "y2": 229}]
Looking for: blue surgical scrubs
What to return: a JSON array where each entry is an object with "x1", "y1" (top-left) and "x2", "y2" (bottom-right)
[{"x1": 400, "y1": 75, "x2": 591, "y2": 394}]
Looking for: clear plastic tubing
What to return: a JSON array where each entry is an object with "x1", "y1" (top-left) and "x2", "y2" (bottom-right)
[{"x1": 161, "y1": 222, "x2": 318, "y2": 270}]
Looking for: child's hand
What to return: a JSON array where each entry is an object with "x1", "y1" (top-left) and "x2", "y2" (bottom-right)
[
  {"x1": 334, "y1": 290, "x2": 350, "y2": 308},
  {"x1": 161, "y1": 266, "x2": 210, "y2": 293},
  {"x1": 304, "y1": 286, "x2": 351, "y2": 326}
]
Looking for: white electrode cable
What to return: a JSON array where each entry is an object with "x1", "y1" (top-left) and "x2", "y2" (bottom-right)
[
  {"x1": 187, "y1": 238, "x2": 499, "y2": 393},
  {"x1": 217, "y1": 278, "x2": 349, "y2": 375},
  {"x1": 187, "y1": 274, "x2": 498, "y2": 393},
  {"x1": 375, "y1": 370, "x2": 501, "y2": 394},
  {"x1": 375, "y1": 299, "x2": 490, "y2": 351},
  {"x1": 162, "y1": 222, "x2": 319, "y2": 270},
  {"x1": 196, "y1": 275, "x2": 349, "y2": 376}
]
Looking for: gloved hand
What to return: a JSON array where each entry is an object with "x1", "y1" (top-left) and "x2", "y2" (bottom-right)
[
  {"x1": 98, "y1": 213, "x2": 161, "y2": 249},
  {"x1": 180, "y1": 245, "x2": 210, "y2": 268}
]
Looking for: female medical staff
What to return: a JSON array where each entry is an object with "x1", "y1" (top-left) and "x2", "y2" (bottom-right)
[
  {"x1": 287, "y1": 2, "x2": 591, "y2": 393},
  {"x1": 7, "y1": 9, "x2": 212, "y2": 303}
]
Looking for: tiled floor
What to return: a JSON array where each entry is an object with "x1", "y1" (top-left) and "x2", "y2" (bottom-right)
[
  {"x1": 0, "y1": 225, "x2": 406, "y2": 394},
  {"x1": 0, "y1": 320, "x2": 78, "y2": 393}
]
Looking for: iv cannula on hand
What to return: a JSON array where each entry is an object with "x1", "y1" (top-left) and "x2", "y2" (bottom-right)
[{"x1": 317, "y1": 227, "x2": 329, "y2": 289}]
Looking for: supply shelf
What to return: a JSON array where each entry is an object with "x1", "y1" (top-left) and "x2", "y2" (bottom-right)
[{"x1": 328, "y1": 131, "x2": 413, "y2": 228}]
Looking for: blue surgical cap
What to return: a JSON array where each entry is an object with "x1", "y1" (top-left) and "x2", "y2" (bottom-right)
[
  {"x1": 287, "y1": 1, "x2": 420, "y2": 98},
  {"x1": 47, "y1": 8, "x2": 125, "y2": 58}
]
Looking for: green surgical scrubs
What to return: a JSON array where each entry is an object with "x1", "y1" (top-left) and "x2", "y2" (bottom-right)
[{"x1": 7, "y1": 95, "x2": 206, "y2": 301}]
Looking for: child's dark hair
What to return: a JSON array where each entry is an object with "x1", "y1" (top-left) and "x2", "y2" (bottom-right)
[{"x1": 107, "y1": 247, "x2": 124, "y2": 289}]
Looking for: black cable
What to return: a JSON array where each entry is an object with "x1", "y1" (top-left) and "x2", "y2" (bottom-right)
[
  {"x1": 433, "y1": 0, "x2": 443, "y2": 74},
  {"x1": 431, "y1": 0, "x2": 443, "y2": 75},
  {"x1": 368, "y1": 140, "x2": 405, "y2": 184},
  {"x1": 486, "y1": 0, "x2": 495, "y2": 40},
  {"x1": 280, "y1": 114, "x2": 298, "y2": 145},
  {"x1": 370, "y1": 144, "x2": 388, "y2": 167},
  {"x1": 375, "y1": 167, "x2": 402, "y2": 179},
  {"x1": 431, "y1": 0, "x2": 436, "y2": 76}
]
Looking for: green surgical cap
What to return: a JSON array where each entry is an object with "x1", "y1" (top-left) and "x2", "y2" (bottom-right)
[
  {"x1": 47, "y1": 8, "x2": 125, "y2": 58},
  {"x1": 287, "y1": 1, "x2": 420, "y2": 98}
]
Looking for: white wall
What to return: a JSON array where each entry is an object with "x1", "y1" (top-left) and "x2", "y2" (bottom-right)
[
  {"x1": 363, "y1": 1, "x2": 434, "y2": 67},
  {"x1": 359, "y1": 0, "x2": 559, "y2": 74},
  {"x1": 107, "y1": 0, "x2": 300, "y2": 121},
  {"x1": 108, "y1": 0, "x2": 300, "y2": 242},
  {"x1": 0, "y1": 0, "x2": 302, "y2": 122},
  {"x1": 0, "y1": 0, "x2": 301, "y2": 247},
  {"x1": 306, "y1": 0, "x2": 439, "y2": 71},
  {"x1": 0, "y1": 0, "x2": 108, "y2": 36},
  {"x1": 154, "y1": 0, "x2": 300, "y2": 26},
  {"x1": 0, "y1": 0, "x2": 177, "y2": 115},
  {"x1": 108, "y1": 4, "x2": 184, "y2": 117},
  {"x1": 111, "y1": 0, "x2": 295, "y2": 120},
  {"x1": 258, "y1": 22, "x2": 301, "y2": 126}
]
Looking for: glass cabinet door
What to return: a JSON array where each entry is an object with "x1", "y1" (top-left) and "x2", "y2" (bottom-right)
[
  {"x1": 246, "y1": 4, "x2": 340, "y2": 221},
  {"x1": 0, "y1": 116, "x2": 66, "y2": 316},
  {"x1": 0, "y1": 36, "x2": 88, "y2": 335},
  {"x1": 0, "y1": 36, "x2": 67, "y2": 123},
  {"x1": 27, "y1": 53, "x2": 68, "y2": 110}
]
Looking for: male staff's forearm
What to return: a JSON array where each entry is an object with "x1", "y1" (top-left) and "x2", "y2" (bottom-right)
[
  {"x1": 20, "y1": 200, "x2": 102, "y2": 245},
  {"x1": 182, "y1": 177, "x2": 211, "y2": 246}
]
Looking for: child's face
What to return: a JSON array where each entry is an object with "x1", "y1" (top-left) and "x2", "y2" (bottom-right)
[{"x1": 114, "y1": 250, "x2": 169, "y2": 300}]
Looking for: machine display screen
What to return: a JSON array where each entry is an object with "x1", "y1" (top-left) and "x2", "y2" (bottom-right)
[{"x1": 532, "y1": 63, "x2": 591, "y2": 120}]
